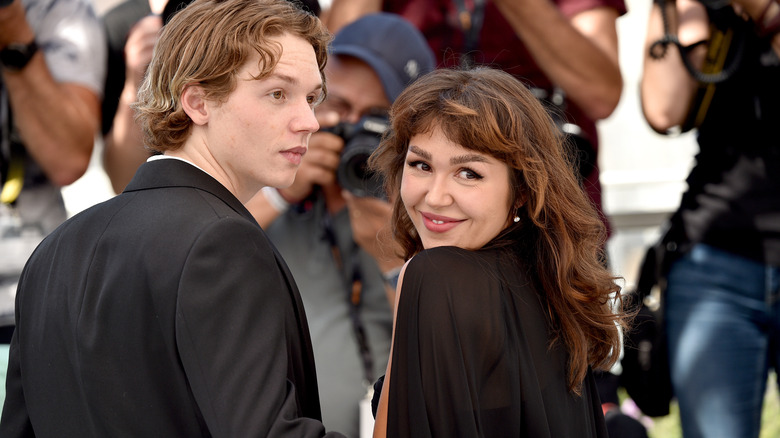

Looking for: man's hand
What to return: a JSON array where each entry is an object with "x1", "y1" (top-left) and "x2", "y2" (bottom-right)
[
  {"x1": 1, "y1": 0, "x2": 100, "y2": 186},
  {"x1": 103, "y1": 15, "x2": 164, "y2": 194},
  {"x1": 0, "y1": 0, "x2": 32, "y2": 48},
  {"x1": 492, "y1": 0, "x2": 622, "y2": 121},
  {"x1": 342, "y1": 191, "x2": 404, "y2": 273},
  {"x1": 278, "y1": 111, "x2": 343, "y2": 203},
  {"x1": 343, "y1": 190, "x2": 404, "y2": 306},
  {"x1": 124, "y1": 15, "x2": 163, "y2": 89}
]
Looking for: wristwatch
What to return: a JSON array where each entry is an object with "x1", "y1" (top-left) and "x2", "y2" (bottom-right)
[{"x1": 0, "y1": 40, "x2": 38, "y2": 72}]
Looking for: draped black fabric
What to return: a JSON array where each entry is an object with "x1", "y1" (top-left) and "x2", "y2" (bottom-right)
[{"x1": 384, "y1": 245, "x2": 607, "y2": 437}]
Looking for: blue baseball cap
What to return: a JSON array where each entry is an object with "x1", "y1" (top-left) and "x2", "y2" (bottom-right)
[{"x1": 330, "y1": 13, "x2": 436, "y2": 102}]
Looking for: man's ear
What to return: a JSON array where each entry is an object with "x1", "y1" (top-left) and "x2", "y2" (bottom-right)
[{"x1": 181, "y1": 84, "x2": 209, "y2": 125}]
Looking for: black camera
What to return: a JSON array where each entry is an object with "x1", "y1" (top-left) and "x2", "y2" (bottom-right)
[
  {"x1": 549, "y1": 111, "x2": 596, "y2": 182},
  {"x1": 694, "y1": 0, "x2": 731, "y2": 10},
  {"x1": 322, "y1": 115, "x2": 389, "y2": 199}
]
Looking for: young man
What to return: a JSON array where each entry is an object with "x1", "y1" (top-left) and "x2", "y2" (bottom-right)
[
  {"x1": 0, "y1": 0, "x2": 344, "y2": 436},
  {"x1": 98, "y1": 0, "x2": 322, "y2": 194}
]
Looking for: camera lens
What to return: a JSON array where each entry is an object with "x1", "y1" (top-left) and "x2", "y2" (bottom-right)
[
  {"x1": 338, "y1": 135, "x2": 385, "y2": 199},
  {"x1": 335, "y1": 115, "x2": 389, "y2": 199}
]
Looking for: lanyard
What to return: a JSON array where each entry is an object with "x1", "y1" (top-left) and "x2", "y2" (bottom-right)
[{"x1": 322, "y1": 212, "x2": 375, "y2": 385}]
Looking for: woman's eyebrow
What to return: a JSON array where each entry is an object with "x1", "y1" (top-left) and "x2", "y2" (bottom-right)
[
  {"x1": 408, "y1": 145, "x2": 431, "y2": 160},
  {"x1": 451, "y1": 154, "x2": 489, "y2": 165},
  {"x1": 408, "y1": 145, "x2": 489, "y2": 165}
]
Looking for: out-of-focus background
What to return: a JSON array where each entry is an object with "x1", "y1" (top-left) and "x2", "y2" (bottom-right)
[
  {"x1": 11, "y1": 0, "x2": 780, "y2": 436},
  {"x1": 77, "y1": 0, "x2": 697, "y2": 291}
]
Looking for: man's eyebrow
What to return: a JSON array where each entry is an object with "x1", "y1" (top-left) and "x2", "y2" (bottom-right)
[
  {"x1": 269, "y1": 72, "x2": 299, "y2": 85},
  {"x1": 268, "y1": 72, "x2": 323, "y2": 92}
]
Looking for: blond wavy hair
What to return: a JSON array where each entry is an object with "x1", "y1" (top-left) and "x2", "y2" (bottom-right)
[{"x1": 133, "y1": 0, "x2": 331, "y2": 152}]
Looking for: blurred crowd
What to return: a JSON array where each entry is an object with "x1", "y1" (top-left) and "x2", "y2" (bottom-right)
[{"x1": 0, "y1": 0, "x2": 777, "y2": 436}]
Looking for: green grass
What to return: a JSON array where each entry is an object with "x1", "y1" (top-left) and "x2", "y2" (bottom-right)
[{"x1": 631, "y1": 372, "x2": 780, "y2": 438}]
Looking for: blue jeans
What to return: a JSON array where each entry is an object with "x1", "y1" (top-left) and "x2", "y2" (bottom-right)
[{"x1": 665, "y1": 243, "x2": 780, "y2": 438}]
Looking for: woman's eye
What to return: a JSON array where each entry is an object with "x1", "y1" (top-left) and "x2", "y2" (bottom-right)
[
  {"x1": 271, "y1": 90, "x2": 284, "y2": 100},
  {"x1": 458, "y1": 168, "x2": 483, "y2": 180},
  {"x1": 407, "y1": 160, "x2": 430, "y2": 172}
]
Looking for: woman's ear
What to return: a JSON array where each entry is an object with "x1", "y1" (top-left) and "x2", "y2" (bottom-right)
[
  {"x1": 181, "y1": 84, "x2": 209, "y2": 126},
  {"x1": 514, "y1": 191, "x2": 527, "y2": 210}
]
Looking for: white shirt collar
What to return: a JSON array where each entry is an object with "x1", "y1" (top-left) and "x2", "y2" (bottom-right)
[{"x1": 147, "y1": 154, "x2": 210, "y2": 177}]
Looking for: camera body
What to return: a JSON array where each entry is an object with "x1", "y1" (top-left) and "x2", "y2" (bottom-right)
[
  {"x1": 322, "y1": 114, "x2": 389, "y2": 199},
  {"x1": 534, "y1": 87, "x2": 596, "y2": 182},
  {"x1": 695, "y1": 0, "x2": 731, "y2": 10}
]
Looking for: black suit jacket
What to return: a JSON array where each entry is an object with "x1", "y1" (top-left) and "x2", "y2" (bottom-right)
[{"x1": 0, "y1": 159, "x2": 343, "y2": 437}]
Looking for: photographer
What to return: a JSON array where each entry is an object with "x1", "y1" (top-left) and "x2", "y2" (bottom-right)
[
  {"x1": 326, "y1": 0, "x2": 626, "y2": 240},
  {"x1": 0, "y1": 0, "x2": 105, "y2": 337},
  {"x1": 640, "y1": 0, "x2": 780, "y2": 435},
  {"x1": 245, "y1": 13, "x2": 435, "y2": 438}
]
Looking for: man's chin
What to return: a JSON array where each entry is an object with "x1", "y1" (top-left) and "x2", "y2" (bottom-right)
[
  {"x1": 261, "y1": 172, "x2": 296, "y2": 191},
  {"x1": 273, "y1": 178, "x2": 295, "y2": 190}
]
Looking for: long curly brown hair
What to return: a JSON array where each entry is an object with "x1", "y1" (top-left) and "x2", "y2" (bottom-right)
[{"x1": 368, "y1": 67, "x2": 628, "y2": 393}]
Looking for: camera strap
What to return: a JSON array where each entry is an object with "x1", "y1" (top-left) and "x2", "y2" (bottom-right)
[
  {"x1": 0, "y1": 86, "x2": 24, "y2": 205},
  {"x1": 682, "y1": 20, "x2": 736, "y2": 130},
  {"x1": 649, "y1": 0, "x2": 752, "y2": 132},
  {"x1": 649, "y1": 0, "x2": 746, "y2": 85},
  {"x1": 321, "y1": 211, "x2": 375, "y2": 386}
]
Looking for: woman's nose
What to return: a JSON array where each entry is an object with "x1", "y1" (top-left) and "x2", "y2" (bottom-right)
[{"x1": 425, "y1": 175, "x2": 453, "y2": 207}]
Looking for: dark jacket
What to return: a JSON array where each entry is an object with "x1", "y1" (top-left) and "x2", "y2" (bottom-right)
[{"x1": 1, "y1": 159, "x2": 341, "y2": 437}]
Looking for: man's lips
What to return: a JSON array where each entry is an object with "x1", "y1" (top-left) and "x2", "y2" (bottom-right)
[
  {"x1": 280, "y1": 146, "x2": 307, "y2": 165},
  {"x1": 421, "y1": 212, "x2": 463, "y2": 233}
]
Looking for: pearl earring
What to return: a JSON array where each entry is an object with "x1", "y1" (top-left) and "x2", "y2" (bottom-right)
[{"x1": 513, "y1": 215, "x2": 520, "y2": 223}]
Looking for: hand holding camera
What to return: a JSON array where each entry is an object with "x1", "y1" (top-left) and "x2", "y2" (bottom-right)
[
  {"x1": 342, "y1": 190, "x2": 403, "y2": 275},
  {"x1": 124, "y1": 15, "x2": 164, "y2": 89},
  {"x1": 322, "y1": 114, "x2": 389, "y2": 199},
  {"x1": 328, "y1": 114, "x2": 401, "y2": 272}
]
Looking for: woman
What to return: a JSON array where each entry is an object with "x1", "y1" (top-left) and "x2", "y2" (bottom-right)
[{"x1": 368, "y1": 67, "x2": 628, "y2": 437}]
